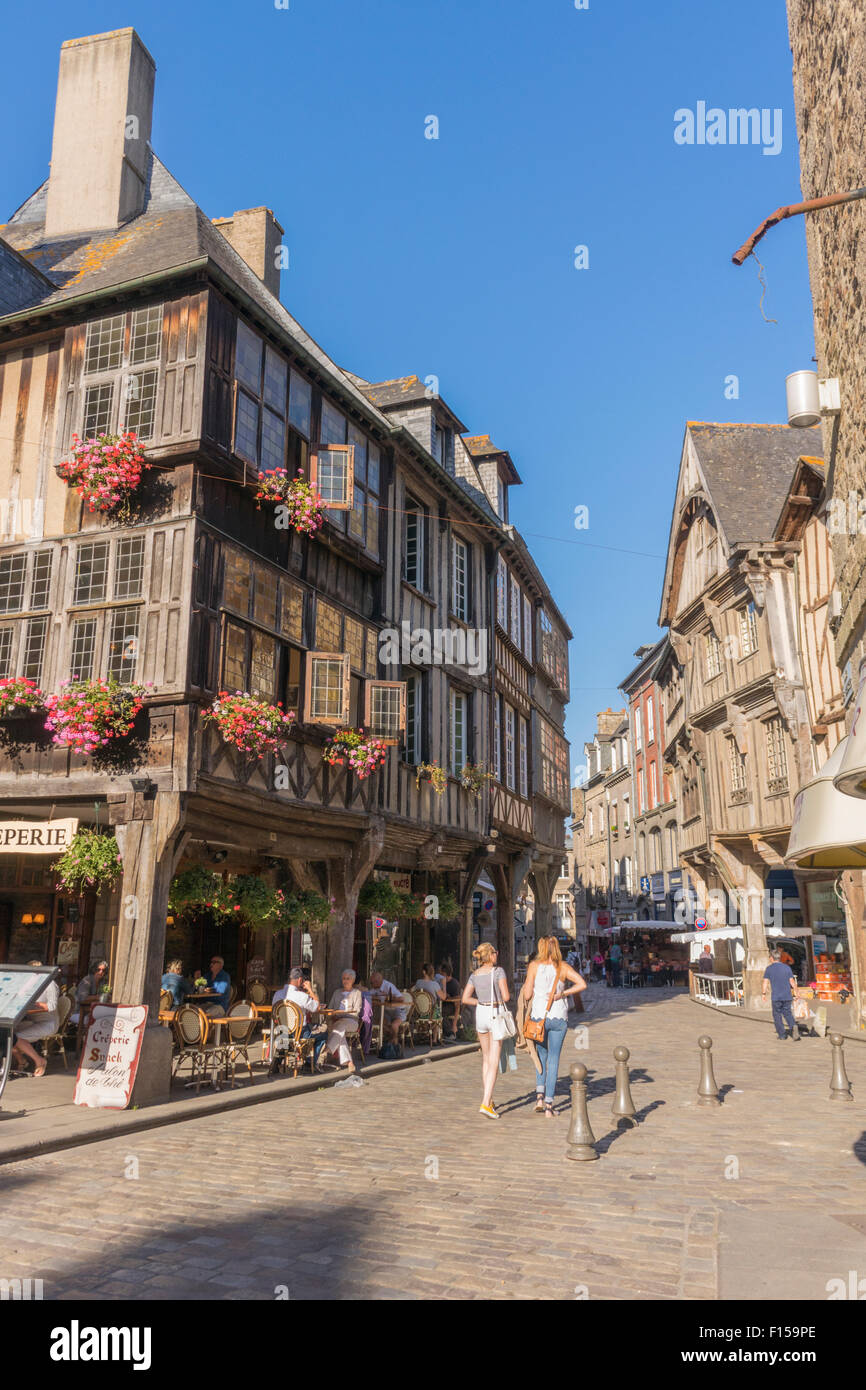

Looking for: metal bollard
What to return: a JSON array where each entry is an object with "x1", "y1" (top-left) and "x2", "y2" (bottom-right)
[
  {"x1": 566, "y1": 1062, "x2": 599, "y2": 1161},
  {"x1": 829, "y1": 1032, "x2": 854, "y2": 1103},
  {"x1": 697, "y1": 1035, "x2": 721, "y2": 1107},
  {"x1": 611, "y1": 1045, "x2": 637, "y2": 1125}
]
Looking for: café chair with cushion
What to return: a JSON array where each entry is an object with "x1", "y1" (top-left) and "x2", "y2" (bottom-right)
[
  {"x1": 410, "y1": 989, "x2": 440, "y2": 1047},
  {"x1": 159, "y1": 989, "x2": 175, "y2": 1013},
  {"x1": 40, "y1": 992, "x2": 73, "y2": 1070},
  {"x1": 226, "y1": 1001, "x2": 258, "y2": 1084},
  {"x1": 248, "y1": 980, "x2": 269, "y2": 1007}
]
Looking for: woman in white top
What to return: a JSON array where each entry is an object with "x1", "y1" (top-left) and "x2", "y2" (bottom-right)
[
  {"x1": 462, "y1": 943, "x2": 510, "y2": 1119},
  {"x1": 323, "y1": 969, "x2": 363, "y2": 1073},
  {"x1": 522, "y1": 937, "x2": 586, "y2": 1119}
]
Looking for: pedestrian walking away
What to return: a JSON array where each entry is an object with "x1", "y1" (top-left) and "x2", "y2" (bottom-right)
[
  {"x1": 462, "y1": 943, "x2": 510, "y2": 1118},
  {"x1": 762, "y1": 949, "x2": 799, "y2": 1041},
  {"x1": 522, "y1": 936, "x2": 587, "y2": 1118}
]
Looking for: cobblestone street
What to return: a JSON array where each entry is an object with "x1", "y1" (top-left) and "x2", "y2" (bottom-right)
[{"x1": 2, "y1": 986, "x2": 866, "y2": 1301}]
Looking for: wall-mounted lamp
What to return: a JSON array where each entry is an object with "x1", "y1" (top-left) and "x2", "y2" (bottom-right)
[
  {"x1": 166, "y1": 914, "x2": 175, "y2": 927},
  {"x1": 21, "y1": 912, "x2": 33, "y2": 925},
  {"x1": 210, "y1": 849, "x2": 228, "y2": 864},
  {"x1": 33, "y1": 912, "x2": 46, "y2": 925},
  {"x1": 131, "y1": 775, "x2": 156, "y2": 799},
  {"x1": 786, "y1": 370, "x2": 841, "y2": 428}
]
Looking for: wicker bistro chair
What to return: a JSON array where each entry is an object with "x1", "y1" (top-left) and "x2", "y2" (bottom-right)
[
  {"x1": 266, "y1": 1000, "x2": 315, "y2": 1077},
  {"x1": 172, "y1": 1005, "x2": 224, "y2": 1092},
  {"x1": 395, "y1": 992, "x2": 416, "y2": 1050},
  {"x1": 248, "y1": 980, "x2": 269, "y2": 1007},
  {"x1": 159, "y1": 989, "x2": 175, "y2": 1013},
  {"x1": 410, "y1": 989, "x2": 440, "y2": 1047},
  {"x1": 40, "y1": 992, "x2": 73, "y2": 1070},
  {"x1": 225, "y1": 1002, "x2": 258, "y2": 1084}
]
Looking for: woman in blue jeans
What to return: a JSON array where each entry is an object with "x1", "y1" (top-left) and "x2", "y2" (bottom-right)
[{"x1": 522, "y1": 937, "x2": 587, "y2": 1119}]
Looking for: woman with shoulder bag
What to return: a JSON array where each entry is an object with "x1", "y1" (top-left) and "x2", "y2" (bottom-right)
[
  {"x1": 462, "y1": 943, "x2": 512, "y2": 1119},
  {"x1": 522, "y1": 936, "x2": 586, "y2": 1119}
]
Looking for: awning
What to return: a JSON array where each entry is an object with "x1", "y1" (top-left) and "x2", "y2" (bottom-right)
[
  {"x1": 787, "y1": 736, "x2": 866, "y2": 867},
  {"x1": 609, "y1": 920, "x2": 682, "y2": 934},
  {"x1": 671, "y1": 926, "x2": 813, "y2": 944},
  {"x1": 833, "y1": 668, "x2": 866, "y2": 799}
]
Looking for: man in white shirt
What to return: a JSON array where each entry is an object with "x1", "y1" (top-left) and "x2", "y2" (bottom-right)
[
  {"x1": 370, "y1": 970, "x2": 406, "y2": 1047},
  {"x1": 270, "y1": 968, "x2": 325, "y2": 1074}
]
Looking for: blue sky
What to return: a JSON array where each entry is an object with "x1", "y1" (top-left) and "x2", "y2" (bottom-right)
[{"x1": 1, "y1": 0, "x2": 816, "y2": 776}]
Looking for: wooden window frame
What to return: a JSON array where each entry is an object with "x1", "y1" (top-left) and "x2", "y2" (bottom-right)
[
  {"x1": 451, "y1": 535, "x2": 469, "y2": 622},
  {"x1": 304, "y1": 651, "x2": 350, "y2": 726},
  {"x1": 364, "y1": 679, "x2": 407, "y2": 745},
  {"x1": 310, "y1": 444, "x2": 354, "y2": 511}
]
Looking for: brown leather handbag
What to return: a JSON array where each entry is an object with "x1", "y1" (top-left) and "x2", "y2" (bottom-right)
[{"x1": 522, "y1": 969, "x2": 560, "y2": 1044}]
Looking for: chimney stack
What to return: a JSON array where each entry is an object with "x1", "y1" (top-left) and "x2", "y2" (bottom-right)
[
  {"x1": 45, "y1": 29, "x2": 155, "y2": 239},
  {"x1": 212, "y1": 208, "x2": 284, "y2": 298}
]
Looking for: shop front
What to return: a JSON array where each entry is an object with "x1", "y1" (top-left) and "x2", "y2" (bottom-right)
[{"x1": 607, "y1": 920, "x2": 691, "y2": 985}]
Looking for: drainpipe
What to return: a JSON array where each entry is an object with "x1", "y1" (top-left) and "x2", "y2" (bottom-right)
[{"x1": 732, "y1": 187, "x2": 866, "y2": 265}]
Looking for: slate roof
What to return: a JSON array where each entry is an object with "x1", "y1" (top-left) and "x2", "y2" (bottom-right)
[
  {"x1": 0, "y1": 152, "x2": 391, "y2": 433},
  {"x1": 687, "y1": 422, "x2": 822, "y2": 545}
]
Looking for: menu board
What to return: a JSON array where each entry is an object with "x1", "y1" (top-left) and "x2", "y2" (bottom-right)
[
  {"x1": 0, "y1": 966, "x2": 57, "y2": 1028},
  {"x1": 73, "y1": 1005, "x2": 148, "y2": 1110}
]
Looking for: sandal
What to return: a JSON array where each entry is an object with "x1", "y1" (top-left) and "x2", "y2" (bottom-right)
[
  {"x1": 544, "y1": 1103, "x2": 555, "y2": 1119},
  {"x1": 534, "y1": 1095, "x2": 545, "y2": 1114}
]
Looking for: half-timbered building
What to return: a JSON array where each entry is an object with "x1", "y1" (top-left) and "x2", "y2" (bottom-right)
[{"x1": 0, "y1": 29, "x2": 570, "y2": 1097}]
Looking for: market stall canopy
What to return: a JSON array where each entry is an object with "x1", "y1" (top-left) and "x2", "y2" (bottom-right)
[
  {"x1": 787, "y1": 737, "x2": 866, "y2": 868},
  {"x1": 609, "y1": 920, "x2": 682, "y2": 934},
  {"x1": 671, "y1": 926, "x2": 812, "y2": 943},
  {"x1": 834, "y1": 677, "x2": 866, "y2": 799}
]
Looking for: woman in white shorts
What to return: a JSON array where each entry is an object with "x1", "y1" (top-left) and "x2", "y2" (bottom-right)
[{"x1": 462, "y1": 943, "x2": 510, "y2": 1119}]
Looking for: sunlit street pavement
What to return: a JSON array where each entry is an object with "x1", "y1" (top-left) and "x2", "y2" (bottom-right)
[{"x1": 2, "y1": 985, "x2": 865, "y2": 1301}]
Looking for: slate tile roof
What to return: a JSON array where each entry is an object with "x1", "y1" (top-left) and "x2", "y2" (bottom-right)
[{"x1": 687, "y1": 421, "x2": 823, "y2": 544}]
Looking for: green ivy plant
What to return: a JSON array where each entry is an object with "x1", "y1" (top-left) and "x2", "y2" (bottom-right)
[
  {"x1": 54, "y1": 828, "x2": 123, "y2": 894},
  {"x1": 358, "y1": 878, "x2": 405, "y2": 919}
]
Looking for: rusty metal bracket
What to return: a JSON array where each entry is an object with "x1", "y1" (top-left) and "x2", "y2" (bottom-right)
[{"x1": 732, "y1": 186, "x2": 866, "y2": 265}]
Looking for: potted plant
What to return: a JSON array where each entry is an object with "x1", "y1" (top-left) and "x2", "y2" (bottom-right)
[
  {"x1": 54, "y1": 827, "x2": 123, "y2": 895},
  {"x1": 44, "y1": 678, "x2": 145, "y2": 754},
  {"x1": 323, "y1": 728, "x2": 387, "y2": 780},
  {"x1": 57, "y1": 430, "x2": 149, "y2": 517},
  {"x1": 203, "y1": 691, "x2": 295, "y2": 757},
  {"x1": 255, "y1": 469, "x2": 324, "y2": 536},
  {"x1": 0, "y1": 677, "x2": 45, "y2": 719},
  {"x1": 416, "y1": 761, "x2": 447, "y2": 794}
]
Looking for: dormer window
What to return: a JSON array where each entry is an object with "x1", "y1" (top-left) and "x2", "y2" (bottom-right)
[
  {"x1": 433, "y1": 423, "x2": 450, "y2": 467},
  {"x1": 497, "y1": 475, "x2": 506, "y2": 521}
]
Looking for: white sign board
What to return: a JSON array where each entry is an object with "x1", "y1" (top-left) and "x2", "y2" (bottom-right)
[
  {"x1": 0, "y1": 818, "x2": 78, "y2": 854},
  {"x1": 73, "y1": 1005, "x2": 148, "y2": 1110},
  {"x1": 0, "y1": 967, "x2": 57, "y2": 1028}
]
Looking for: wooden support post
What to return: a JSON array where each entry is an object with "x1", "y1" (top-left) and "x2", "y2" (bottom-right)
[
  {"x1": 325, "y1": 819, "x2": 384, "y2": 997},
  {"x1": 111, "y1": 792, "x2": 188, "y2": 1106}
]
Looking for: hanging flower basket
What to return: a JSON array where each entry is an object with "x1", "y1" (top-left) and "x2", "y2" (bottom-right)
[
  {"x1": 255, "y1": 469, "x2": 324, "y2": 536},
  {"x1": 323, "y1": 727, "x2": 387, "y2": 780},
  {"x1": 203, "y1": 691, "x2": 295, "y2": 757},
  {"x1": 169, "y1": 865, "x2": 223, "y2": 914},
  {"x1": 57, "y1": 431, "x2": 149, "y2": 516},
  {"x1": 459, "y1": 762, "x2": 493, "y2": 798},
  {"x1": 44, "y1": 679, "x2": 145, "y2": 754},
  {"x1": 54, "y1": 828, "x2": 123, "y2": 895},
  {"x1": 269, "y1": 887, "x2": 333, "y2": 934},
  {"x1": 358, "y1": 878, "x2": 405, "y2": 919},
  {"x1": 0, "y1": 677, "x2": 45, "y2": 719},
  {"x1": 416, "y1": 761, "x2": 447, "y2": 795}
]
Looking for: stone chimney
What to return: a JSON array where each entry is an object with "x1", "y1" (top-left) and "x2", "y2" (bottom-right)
[
  {"x1": 45, "y1": 29, "x2": 155, "y2": 239},
  {"x1": 597, "y1": 707, "x2": 626, "y2": 738},
  {"x1": 212, "y1": 208, "x2": 284, "y2": 298}
]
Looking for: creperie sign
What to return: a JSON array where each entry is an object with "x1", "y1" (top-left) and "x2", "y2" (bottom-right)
[{"x1": 0, "y1": 819, "x2": 79, "y2": 853}]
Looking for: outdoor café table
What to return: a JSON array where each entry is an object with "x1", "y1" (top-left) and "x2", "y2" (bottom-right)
[{"x1": 199, "y1": 1015, "x2": 237, "y2": 1088}]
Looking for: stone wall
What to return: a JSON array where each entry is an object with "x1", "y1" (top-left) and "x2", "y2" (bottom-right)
[{"x1": 787, "y1": 0, "x2": 866, "y2": 670}]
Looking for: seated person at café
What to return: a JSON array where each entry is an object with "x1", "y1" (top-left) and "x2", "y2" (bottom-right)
[
  {"x1": 437, "y1": 961, "x2": 462, "y2": 1041},
  {"x1": 369, "y1": 969, "x2": 407, "y2": 1047},
  {"x1": 270, "y1": 966, "x2": 327, "y2": 1074},
  {"x1": 11, "y1": 961, "x2": 59, "y2": 1078},
  {"x1": 70, "y1": 958, "x2": 109, "y2": 1024},
  {"x1": 161, "y1": 959, "x2": 193, "y2": 1008},
  {"x1": 200, "y1": 955, "x2": 230, "y2": 1015},
  {"x1": 323, "y1": 969, "x2": 364, "y2": 1072}
]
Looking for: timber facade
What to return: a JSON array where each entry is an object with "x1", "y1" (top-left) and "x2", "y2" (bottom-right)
[{"x1": 0, "y1": 28, "x2": 571, "y2": 1097}]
